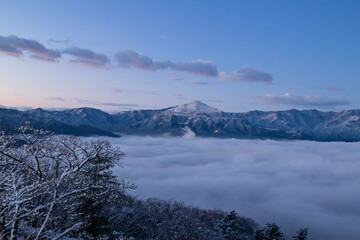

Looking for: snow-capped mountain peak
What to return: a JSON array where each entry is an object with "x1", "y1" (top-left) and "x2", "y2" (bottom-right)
[{"x1": 167, "y1": 101, "x2": 222, "y2": 113}]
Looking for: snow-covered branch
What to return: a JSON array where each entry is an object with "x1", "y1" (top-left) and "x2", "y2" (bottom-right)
[{"x1": 0, "y1": 128, "x2": 127, "y2": 239}]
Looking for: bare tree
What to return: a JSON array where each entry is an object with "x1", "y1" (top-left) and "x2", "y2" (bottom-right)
[{"x1": 0, "y1": 125, "x2": 132, "y2": 239}]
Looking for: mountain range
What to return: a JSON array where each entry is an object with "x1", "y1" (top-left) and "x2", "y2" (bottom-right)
[{"x1": 1, "y1": 101, "x2": 360, "y2": 142}]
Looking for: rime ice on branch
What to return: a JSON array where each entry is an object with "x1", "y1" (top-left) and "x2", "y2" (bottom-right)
[{"x1": 0, "y1": 125, "x2": 132, "y2": 239}]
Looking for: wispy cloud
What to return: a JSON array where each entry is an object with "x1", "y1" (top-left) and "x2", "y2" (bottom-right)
[
  {"x1": 101, "y1": 102, "x2": 138, "y2": 107},
  {"x1": 115, "y1": 50, "x2": 218, "y2": 77},
  {"x1": 168, "y1": 73, "x2": 183, "y2": 81},
  {"x1": 315, "y1": 84, "x2": 345, "y2": 92},
  {"x1": 172, "y1": 94, "x2": 187, "y2": 100},
  {"x1": 199, "y1": 99, "x2": 225, "y2": 103},
  {"x1": 49, "y1": 38, "x2": 72, "y2": 44},
  {"x1": 47, "y1": 97, "x2": 66, "y2": 102},
  {"x1": 187, "y1": 80, "x2": 208, "y2": 85},
  {"x1": 326, "y1": 84, "x2": 344, "y2": 92},
  {"x1": 143, "y1": 91, "x2": 160, "y2": 96},
  {"x1": 250, "y1": 93, "x2": 350, "y2": 109},
  {"x1": 160, "y1": 35, "x2": 171, "y2": 40},
  {"x1": 219, "y1": 67, "x2": 273, "y2": 84},
  {"x1": 2, "y1": 105, "x2": 34, "y2": 111},
  {"x1": 112, "y1": 88, "x2": 161, "y2": 96},
  {"x1": 63, "y1": 46, "x2": 109, "y2": 68},
  {"x1": 112, "y1": 88, "x2": 132, "y2": 94},
  {"x1": 73, "y1": 98, "x2": 139, "y2": 107},
  {"x1": 0, "y1": 35, "x2": 61, "y2": 61},
  {"x1": 47, "y1": 96, "x2": 140, "y2": 109}
]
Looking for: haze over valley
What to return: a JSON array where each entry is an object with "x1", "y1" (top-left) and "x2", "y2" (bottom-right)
[{"x1": 112, "y1": 135, "x2": 360, "y2": 240}]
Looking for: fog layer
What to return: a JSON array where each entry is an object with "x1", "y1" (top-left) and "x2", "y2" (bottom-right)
[{"x1": 110, "y1": 136, "x2": 360, "y2": 239}]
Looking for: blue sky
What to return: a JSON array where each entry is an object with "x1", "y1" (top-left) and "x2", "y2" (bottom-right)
[{"x1": 0, "y1": 0, "x2": 359, "y2": 112}]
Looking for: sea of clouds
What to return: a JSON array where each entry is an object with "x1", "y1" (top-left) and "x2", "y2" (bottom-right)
[{"x1": 107, "y1": 135, "x2": 360, "y2": 239}]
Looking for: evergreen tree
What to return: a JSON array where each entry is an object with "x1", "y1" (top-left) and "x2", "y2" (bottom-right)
[
  {"x1": 293, "y1": 228, "x2": 308, "y2": 240},
  {"x1": 220, "y1": 210, "x2": 255, "y2": 240},
  {"x1": 254, "y1": 222, "x2": 284, "y2": 240}
]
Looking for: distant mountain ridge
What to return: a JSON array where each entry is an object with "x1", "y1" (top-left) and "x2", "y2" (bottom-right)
[{"x1": 1, "y1": 101, "x2": 360, "y2": 141}]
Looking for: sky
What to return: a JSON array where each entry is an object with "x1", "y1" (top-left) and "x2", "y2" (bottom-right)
[
  {"x1": 113, "y1": 135, "x2": 360, "y2": 240},
  {"x1": 0, "y1": 1, "x2": 360, "y2": 112}
]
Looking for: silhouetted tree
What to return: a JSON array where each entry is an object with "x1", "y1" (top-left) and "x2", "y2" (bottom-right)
[{"x1": 293, "y1": 227, "x2": 308, "y2": 240}]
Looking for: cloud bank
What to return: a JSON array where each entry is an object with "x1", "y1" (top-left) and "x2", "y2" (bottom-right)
[
  {"x1": 111, "y1": 135, "x2": 360, "y2": 240},
  {"x1": 0, "y1": 35, "x2": 61, "y2": 61},
  {"x1": 251, "y1": 93, "x2": 350, "y2": 109},
  {"x1": 219, "y1": 67, "x2": 273, "y2": 84},
  {"x1": 115, "y1": 50, "x2": 218, "y2": 77},
  {"x1": 0, "y1": 34, "x2": 273, "y2": 85},
  {"x1": 63, "y1": 46, "x2": 109, "y2": 68}
]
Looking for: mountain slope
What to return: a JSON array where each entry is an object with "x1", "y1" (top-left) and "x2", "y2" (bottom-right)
[
  {"x1": 1, "y1": 102, "x2": 360, "y2": 141},
  {"x1": 0, "y1": 108, "x2": 119, "y2": 137},
  {"x1": 165, "y1": 101, "x2": 222, "y2": 114}
]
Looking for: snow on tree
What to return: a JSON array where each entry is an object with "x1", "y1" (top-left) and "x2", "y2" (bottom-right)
[
  {"x1": 220, "y1": 210, "x2": 257, "y2": 240},
  {"x1": 0, "y1": 125, "x2": 132, "y2": 239},
  {"x1": 254, "y1": 222, "x2": 284, "y2": 240}
]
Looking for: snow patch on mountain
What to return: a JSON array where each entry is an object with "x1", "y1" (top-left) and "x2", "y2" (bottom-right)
[{"x1": 166, "y1": 101, "x2": 222, "y2": 114}]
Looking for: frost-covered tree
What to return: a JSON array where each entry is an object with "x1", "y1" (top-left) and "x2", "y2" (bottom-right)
[
  {"x1": 0, "y1": 125, "x2": 132, "y2": 239},
  {"x1": 254, "y1": 222, "x2": 284, "y2": 240},
  {"x1": 107, "y1": 197, "x2": 258, "y2": 240},
  {"x1": 220, "y1": 210, "x2": 257, "y2": 240}
]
